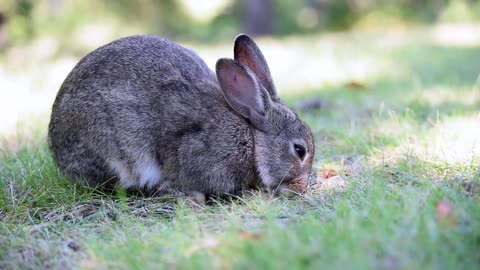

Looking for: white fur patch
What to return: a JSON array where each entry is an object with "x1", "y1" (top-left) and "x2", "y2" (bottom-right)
[
  {"x1": 258, "y1": 164, "x2": 274, "y2": 187},
  {"x1": 108, "y1": 155, "x2": 162, "y2": 189},
  {"x1": 109, "y1": 159, "x2": 136, "y2": 188},
  {"x1": 136, "y1": 155, "x2": 162, "y2": 189}
]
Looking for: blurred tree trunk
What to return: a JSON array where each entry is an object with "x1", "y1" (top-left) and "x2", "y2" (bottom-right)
[
  {"x1": 243, "y1": 0, "x2": 274, "y2": 36},
  {"x1": 46, "y1": 0, "x2": 64, "y2": 17},
  {"x1": 0, "y1": 13, "x2": 6, "y2": 49}
]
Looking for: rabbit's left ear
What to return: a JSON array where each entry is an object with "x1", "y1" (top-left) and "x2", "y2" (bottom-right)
[
  {"x1": 234, "y1": 34, "x2": 277, "y2": 100},
  {"x1": 216, "y1": 58, "x2": 272, "y2": 131}
]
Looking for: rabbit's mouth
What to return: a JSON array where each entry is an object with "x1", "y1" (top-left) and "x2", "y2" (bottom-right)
[{"x1": 275, "y1": 176, "x2": 308, "y2": 196}]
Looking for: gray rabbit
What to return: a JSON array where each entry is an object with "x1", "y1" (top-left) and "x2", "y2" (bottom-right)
[{"x1": 48, "y1": 34, "x2": 314, "y2": 197}]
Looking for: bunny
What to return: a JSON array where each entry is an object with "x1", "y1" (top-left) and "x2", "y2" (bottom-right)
[{"x1": 48, "y1": 34, "x2": 314, "y2": 197}]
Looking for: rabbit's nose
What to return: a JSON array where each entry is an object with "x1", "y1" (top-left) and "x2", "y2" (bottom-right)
[
  {"x1": 287, "y1": 177, "x2": 308, "y2": 193},
  {"x1": 275, "y1": 176, "x2": 308, "y2": 196}
]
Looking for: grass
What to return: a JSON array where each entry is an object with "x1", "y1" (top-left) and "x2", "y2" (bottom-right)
[{"x1": 1, "y1": 25, "x2": 480, "y2": 269}]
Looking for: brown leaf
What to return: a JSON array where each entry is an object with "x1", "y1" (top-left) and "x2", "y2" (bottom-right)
[
  {"x1": 344, "y1": 81, "x2": 366, "y2": 90},
  {"x1": 319, "y1": 170, "x2": 338, "y2": 180},
  {"x1": 311, "y1": 170, "x2": 346, "y2": 192},
  {"x1": 436, "y1": 200, "x2": 457, "y2": 228},
  {"x1": 238, "y1": 230, "x2": 264, "y2": 242}
]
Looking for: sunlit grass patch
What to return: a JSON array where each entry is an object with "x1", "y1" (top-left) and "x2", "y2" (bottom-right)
[
  {"x1": 419, "y1": 115, "x2": 480, "y2": 164},
  {"x1": 411, "y1": 87, "x2": 480, "y2": 108}
]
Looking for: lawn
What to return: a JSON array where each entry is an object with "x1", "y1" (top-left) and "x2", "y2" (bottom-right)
[{"x1": 1, "y1": 24, "x2": 480, "y2": 269}]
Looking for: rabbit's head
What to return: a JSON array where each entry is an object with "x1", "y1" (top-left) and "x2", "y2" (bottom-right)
[{"x1": 216, "y1": 34, "x2": 315, "y2": 195}]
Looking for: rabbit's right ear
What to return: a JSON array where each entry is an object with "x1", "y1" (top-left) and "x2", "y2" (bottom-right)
[
  {"x1": 234, "y1": 34, "x2": 277, "y2": 100},
  {"x1": 216, "y1": 58, "x2": 271, "y2": 130}
]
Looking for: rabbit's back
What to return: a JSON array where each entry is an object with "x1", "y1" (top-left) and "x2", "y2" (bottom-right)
[
  {"x1": 48, "y1": 35, "x2": 256, "y2": 193},
  {"x1": 58, "y1": 35, "x2": 218, "y2": 97}
]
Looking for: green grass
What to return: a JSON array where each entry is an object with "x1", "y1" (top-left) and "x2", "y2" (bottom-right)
[{"x1": 1, "y1": 26, "x2": 480, "y2": 269}]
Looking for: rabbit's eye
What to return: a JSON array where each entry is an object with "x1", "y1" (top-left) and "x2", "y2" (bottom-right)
[{"x1": 294, "y1": 144, "x2": 306, "y2": 161}]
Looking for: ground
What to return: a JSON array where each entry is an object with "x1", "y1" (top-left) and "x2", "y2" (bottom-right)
[{"x1": 1, "y1": 24, "x2": 480, "y2": 269}]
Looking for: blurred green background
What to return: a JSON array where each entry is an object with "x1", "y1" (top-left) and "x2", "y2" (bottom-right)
[
  {"x1": 1, "y1": 0, "x2": 480, "y2": 137},
  {"x1": 1, "y1": 0, "x2": 479, "y2": 48}
]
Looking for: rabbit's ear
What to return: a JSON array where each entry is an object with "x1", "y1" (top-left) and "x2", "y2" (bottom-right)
[
  {"x1": 234, "y1": 34, "x2": 277, "y2": 99},
  {"x1": 216, "y1": 58, "x2": 271, "y2": 130}
]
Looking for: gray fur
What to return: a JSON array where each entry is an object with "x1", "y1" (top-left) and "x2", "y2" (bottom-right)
[{"x1": 48, "y1": 34, "x2": 314, "y2": 196}]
